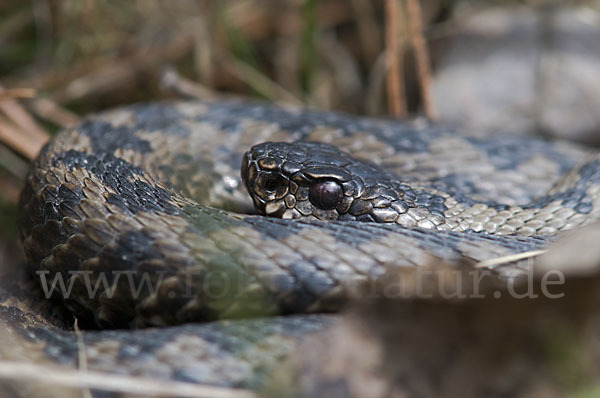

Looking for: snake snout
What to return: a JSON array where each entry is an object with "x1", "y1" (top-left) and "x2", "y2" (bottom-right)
[{"x1": 241, "y1": 144, "x2": 291, "y2": 217}]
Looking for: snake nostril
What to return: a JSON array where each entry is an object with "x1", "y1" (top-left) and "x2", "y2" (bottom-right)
[
  {"x1": 264, "y1": 177, "x2": 279, "y2": 192},
  {"x1": 255, "y1": 171, "x2": 289, "y2": 200}
]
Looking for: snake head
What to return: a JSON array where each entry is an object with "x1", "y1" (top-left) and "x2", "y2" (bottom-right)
[{"x1": 242, "y1": 141, "x2": 410, "y2": 222}]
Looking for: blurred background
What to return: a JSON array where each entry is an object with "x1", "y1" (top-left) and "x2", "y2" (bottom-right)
[{"x1": 2, "y1": 0, "x2": 600, "y2": 255}]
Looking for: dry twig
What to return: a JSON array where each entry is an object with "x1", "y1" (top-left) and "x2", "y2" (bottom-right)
[
  {"x1": 160, "y1": 68, "x2": 219, "y2": 100},
  {"x1": 0, "y1": 143, "x2": 28, "y2": 181},
  {"x1": 74, "y1": 320, "x2": 92, "y2": 398},
  {"x1": 475, "y1": 250, "x2": 548, "y2": 269},
  {"x1": 0, "y1": 95, "x2": 49, "y2": 143},
  {"x1": 0, "y1": 116, "x2": 47, "y2": 160},
  {"x1": 0, "y1": 88, "x2": 36, "y2": 101},
  {"x1": 405, "y1": 0, "x2": 437, "y2": 120},
  {"x1": 221, "y1": 53, "x2": 303, "y2": 106},
  {"x1": 385, "y1": 0, "x2": 406, "y2": 117},
  {"x1": 29, "y1": 98, "x2": 80, "y2": 128}
]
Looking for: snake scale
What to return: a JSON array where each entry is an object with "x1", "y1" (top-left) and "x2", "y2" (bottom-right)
[{"x1": 8, "y1": 99, "x2": 600, "y2": 394}]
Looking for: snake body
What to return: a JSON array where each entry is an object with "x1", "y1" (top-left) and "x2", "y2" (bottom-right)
[{"x1": 12, "y1": 100, "x2": 600, "y2": 391}]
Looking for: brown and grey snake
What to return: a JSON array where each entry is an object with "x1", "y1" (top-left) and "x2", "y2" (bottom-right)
[{"x1": 6, "y1": 99, "x2": 600, "y2": 395}]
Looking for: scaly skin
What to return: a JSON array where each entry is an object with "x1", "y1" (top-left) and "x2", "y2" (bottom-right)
[{"x1": 10, "y1": 99, "x2": 598, "y2": 393}]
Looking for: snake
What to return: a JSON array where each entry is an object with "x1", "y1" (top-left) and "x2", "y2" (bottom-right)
[{"x1": 7, "y1": 99, "x2": 600, "y2": 394}]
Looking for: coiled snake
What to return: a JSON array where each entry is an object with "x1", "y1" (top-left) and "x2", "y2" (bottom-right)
[{"x1": 10, "y1": 100, "x2": 600, "y2": 393}]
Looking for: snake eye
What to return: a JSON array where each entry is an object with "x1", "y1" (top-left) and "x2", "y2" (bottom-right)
[{"x1": 309, "y1": 180, "x2": 343, "y2": 210}]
